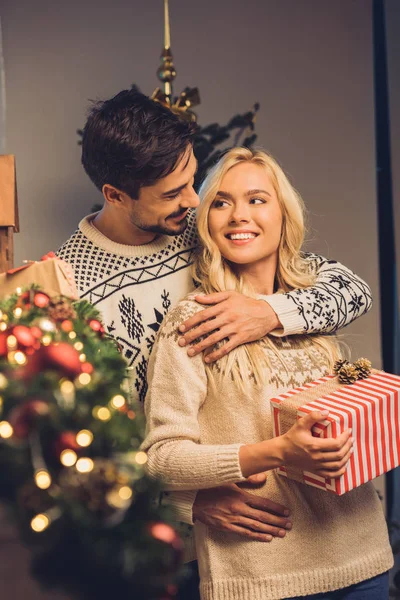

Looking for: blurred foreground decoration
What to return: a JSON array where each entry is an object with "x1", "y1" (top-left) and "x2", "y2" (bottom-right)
[{"x1": 0, "y1": 287, "x2": 182, "y2": 600}]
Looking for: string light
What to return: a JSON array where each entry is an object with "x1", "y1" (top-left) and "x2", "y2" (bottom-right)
[
  {"x1": 74, "y1": 342, "x2": 84, "y2": 351},
  {"x1": 76, "y1": 430, "x2": 93, "y2": 447},
  {"x1": 14, "y1": 351, "x2": 27, "y2": 365},
  {"x1": 13, "y1": 307, "x2": 22, "y2": 318},
  {"x1": 34, "y1": 470, "x2": 52, "y2": 490},
  {"x1": 31, "y1": 513, "x2": 50, "y2": 532},
  {"x1": 76, "y1": 458, "x2": 94, "y2": 473},
  {"x1": 37, "y1": 318, "x2": 56, "y2": 332},
  {"x1": 42, "y1": 335, "x2": 52, "y2": 346},
  {"x1": 118, "y1": 486, "x2": 133, "y2": 500},
  {"x1": 60, "y1": 380, "x2": 75, "y2": 395},
  {"x1": 0, "y1": 421, "x2": 13, "y2": 438},
  {"x1": 92, "y1": 406, "x2": 111, "y2": 421},
  {"x1": 110, "y1": 394, "x2": 126, "y2": 409},
  {"x1": 16, "y1": 287, "x2": 22, "y2": 295},
  {"x1": 0, "y1": 374, "x2": 8, "y2": 390},
  {"x1": 60, "y1": 449, "x2": 77, "y2": 467},
  {"x1": 0, "y1": 322, "x2": 6, "y2": 331},
  {"x1": 79, "y1": 353, "x2": 86, "y2": 363},
  {"x1": 106, "y1": 486, "x2": 133, "y2": 509},
  {"x1": 68, "y1": 331, "x2": 77, "y2": 340},
  {"x1": 78, "y1": 373, "x2": 91, "y2": 386},
  {"x1": 134, "y1": 452, "x2": 148, "y2": 465},
  {"x1": 7, "y1": 335, "x2": 17, "y2": 349}
]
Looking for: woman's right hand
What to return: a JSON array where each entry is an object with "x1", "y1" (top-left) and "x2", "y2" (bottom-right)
[{"x1": 278, "y1": 411, "x2": 354, "y2": 479}]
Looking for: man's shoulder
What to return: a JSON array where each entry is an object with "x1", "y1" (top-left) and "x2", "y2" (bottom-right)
[{"x1": 56, "y1": 228, "x2": 87, "y2": 264}]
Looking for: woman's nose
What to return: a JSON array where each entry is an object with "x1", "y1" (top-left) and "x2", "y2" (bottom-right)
[{"x1": 229, "y1": 206, "x2": 250, "y2": 224}]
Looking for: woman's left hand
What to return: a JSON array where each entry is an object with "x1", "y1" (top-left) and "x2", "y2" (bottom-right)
[{"x1": 177, "y1": 291, "x2": 281, "y2": 362}]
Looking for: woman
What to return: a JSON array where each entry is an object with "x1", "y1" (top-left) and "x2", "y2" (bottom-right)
[{"x1": 142, "y1": 148, "x2": 392, "y2": 599}]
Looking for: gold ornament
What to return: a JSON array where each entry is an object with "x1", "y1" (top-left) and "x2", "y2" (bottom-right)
[
  {"x1": 338, "y1": 363, "x2": 359, "y2": 384},
  {"x1": 333, "y1": 359, "x2": 349, "y2": 374},
  {"x1": 353, "y1": 357, "x2": 372, "y2": 380}
]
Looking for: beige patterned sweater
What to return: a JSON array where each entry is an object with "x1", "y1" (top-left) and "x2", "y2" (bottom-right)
[{"x1": 143, "y1": 299, "x2": 393, "y2": 600}]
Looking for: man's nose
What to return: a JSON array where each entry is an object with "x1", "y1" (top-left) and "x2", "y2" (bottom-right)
[{"x1": 181, "y1": 187, "x2": 200, "y2": 209}]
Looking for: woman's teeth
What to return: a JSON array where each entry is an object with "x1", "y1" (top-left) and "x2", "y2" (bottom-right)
[{"x1": 228, "y1": 233, "x2": 257, "y2": 240}]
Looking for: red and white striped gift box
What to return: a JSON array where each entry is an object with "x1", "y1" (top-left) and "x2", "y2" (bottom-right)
[{"x1": 270, "y1": 370, "x2": 400, "y2": 494}]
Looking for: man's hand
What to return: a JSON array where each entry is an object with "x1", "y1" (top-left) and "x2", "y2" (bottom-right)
[
  {"x1": 192, "y1": 481, "x2": 292, "y2": 542},
  {"x1": 178, "y1": 292, "x2": 281, "y2": 362}
]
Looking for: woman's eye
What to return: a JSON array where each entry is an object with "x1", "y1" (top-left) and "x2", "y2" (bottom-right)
[
  {"x1": 250, "y1": 197, "x2": 266, "y2": 205},
  {"x1": 212, "y1": 199, "x2": 229, "y2": 208}
]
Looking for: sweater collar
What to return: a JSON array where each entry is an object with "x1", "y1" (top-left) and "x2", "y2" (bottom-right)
[{"x1": 78, "y1": 213, "x2": 173, "y2": 258}]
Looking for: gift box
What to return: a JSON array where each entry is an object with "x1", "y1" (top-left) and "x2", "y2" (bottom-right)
[
  {"x1": 0, "y1": 253, "x2": 78, "y2": 299},
  {"x1": 271, "y1": 370, "x2": 400, "y2": 494}
]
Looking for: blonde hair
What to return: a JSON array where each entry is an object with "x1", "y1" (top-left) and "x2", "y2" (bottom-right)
[{"x1": 193, "y1": 147, "x2": 340, "y2": 392}]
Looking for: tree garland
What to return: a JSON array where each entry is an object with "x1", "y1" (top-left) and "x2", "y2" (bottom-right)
[{"x1": 0, "y1": 286, "x2": 182, "y2": 600}]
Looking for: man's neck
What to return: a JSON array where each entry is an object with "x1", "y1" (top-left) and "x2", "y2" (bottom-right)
[{"x1": 93, "y1": 208, "x2": 159, "y2": 246}]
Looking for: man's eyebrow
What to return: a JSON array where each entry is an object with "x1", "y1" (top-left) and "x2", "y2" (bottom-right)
[{"x1": 162, "y1": 183, "x2": 187, "y2": 197}]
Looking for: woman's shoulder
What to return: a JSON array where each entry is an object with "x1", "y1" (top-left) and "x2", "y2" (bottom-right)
[{"x1": 157, "y1": 291, "x2": 206, "y2": 342}]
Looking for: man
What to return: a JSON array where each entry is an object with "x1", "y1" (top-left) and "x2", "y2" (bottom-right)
[{"x1": 57, "y1": 88, "x2": 372, "y2": 597}]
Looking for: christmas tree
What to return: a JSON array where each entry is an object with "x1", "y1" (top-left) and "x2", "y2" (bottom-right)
[{"x1": 0, "y1": 287, "x2": 183, "y2": 600}]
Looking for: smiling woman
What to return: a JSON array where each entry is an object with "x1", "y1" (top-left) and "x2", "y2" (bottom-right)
[{"x1": 142, "y1": 147, "x2": 392, "y2": 600}]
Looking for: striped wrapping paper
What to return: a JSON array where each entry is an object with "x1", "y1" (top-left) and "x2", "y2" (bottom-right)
[{"x1": 270, "y1": 370, "x2": 400, "y2": 494}]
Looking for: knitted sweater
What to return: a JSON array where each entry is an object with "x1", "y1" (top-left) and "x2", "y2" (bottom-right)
[
  {"x1": 57, "y1": 211, "x2": 372, "y2": 406},
  {"x1": 143, "y1": 299, "x2": 393, "y2": 600}
]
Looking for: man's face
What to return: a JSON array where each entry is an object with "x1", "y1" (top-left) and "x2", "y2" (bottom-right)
[{"x1": 128, "y1": 147, "x2": 199, "y2": 236}]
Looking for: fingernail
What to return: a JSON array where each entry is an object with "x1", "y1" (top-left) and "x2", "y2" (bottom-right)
[
  {"x1": 179, "y1": 325, "x2": 186, "y2": 332},
  {"x1": 178, "y1": 338, "x2": 186, "y2": 347},
  {"x1": 265, "y1": 535, "x2": 273, "y2": 542},
  {"x1": 284, "y1": 509, "x2": 290, "y2": 517},
  {"x1": 320, "y1": 410, "x2": 329, "y2": 416},
  {"x1": 350, "y1": 437, "x2": 355, "y2": 443},
  {"x1": 350, "y1": 447, "x2": 354, "y2": 454},
  {"x1": 278, "y1": 529, "x2": 286, "y2": 537},
  {"x1": 347, "y1": 428, "x2": 352, "y2": 434},
  {"x1": 187, "y1": 348, "x2": 195, "y2": 357},
  {"x1": 285, "y1": 521, "x2": 292, "y2": 529},
  {"x1": 204, "y1": 357, "x2": 210, "y2": 363}
]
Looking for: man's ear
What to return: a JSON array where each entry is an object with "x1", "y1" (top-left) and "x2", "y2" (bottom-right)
[{"x1": 102, "y1": 184, "x2": 129, "y2": 207}]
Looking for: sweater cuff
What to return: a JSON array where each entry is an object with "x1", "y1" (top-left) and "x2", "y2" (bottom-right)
[
  {"x1": 217, "y1": 444, "x2": 246, "y2": 484},
  {"x1": 258, "y1": 293, "x2": 303, "y2": 337},
  {"x1": 165, "y1": 490, "x2": 198, "y2": 525}
]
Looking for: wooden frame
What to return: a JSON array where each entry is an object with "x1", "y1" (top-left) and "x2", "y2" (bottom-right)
[{"x1": 0, "y1": 155, "x2": 19, "y2": 271}]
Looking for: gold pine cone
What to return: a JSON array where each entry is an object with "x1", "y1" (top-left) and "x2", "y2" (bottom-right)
[
  {"x1": 338, "y1": 363, "x2": 359, "y2": 384},
  {"x1": 333, "y1": 359, "x2": 349, "y2": 374}
]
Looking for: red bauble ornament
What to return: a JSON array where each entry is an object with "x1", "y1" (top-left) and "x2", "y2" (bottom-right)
[
  {"x1": 55, "y1": 431, "x2": 80, "y2": 453},
  {"x1": 12, "y1": 325, "x2": 36, "y2": 348},
  {"x1": 9, "y1": 400, "x2": 50, "y2": 439},
  {"x1": 41, "y1": 343, "x2": 82, "y2": 379},
  {"x1": 149, "y1": 523, "x2": 183, "y2": 552},
  {"x1": 0, "y1": 332, "x2": 7, "y2": 356},
  {"x1": 30, "y1": 326, "x2": 43, "y2": 339},
  {"x1": 33, "y1": 292, "x2": 50, "y2": 308},
  {"x1": 89, "y1": 319, "x2": 104, "y2": 334},
  {"x1": 17, "y1": 291, "x2": 31, "y2": 308},
  {"x1": 60, "y1": 320, "x2": 73, "y2": 333},
  {"x1": 81, "y1": 362, "x2": 94, "y2": 374}
]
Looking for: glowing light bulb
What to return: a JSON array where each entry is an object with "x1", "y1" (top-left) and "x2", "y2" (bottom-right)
[
  {"x1": 79, "y1": 353, "x2": 86, "y2": 362},
  {"x1": 14, "y1": 351, "x2": 27, "y2": 365},
  {"x1": 76, "y1": 457, "x2": 94, "y2": 473},
  {"x1": 74, "y1": 342, "x2": 84, "y2": 351},
  {"x1": 31, "y1": 513, "x2": 50, "y2": 532},
  {"x1": 78, "y1": 373, "x2": 91, "y2": 386},
  {"x1": 42, "y1": 334, "x2": 52, "y2": 346},
  {"x1": 92, "y1": 406, "x2": 111, "y2": 421},
  {"x1": 110, "y1": 394, "x2": 126, "y2": 409},
  {"x1": 68, "y1": 331, "x2": 77, "y2": 340},
  {"x1": 0, "y1": 374, "x2": 8, "y2": 390},
  {"x1": 60, "y1": 449, "x2": 77, "y2": 467},
  {"x1": 0, "y1": 421, "x2": 13, "y2": 438},
  {"x1": 118, "y1": 486, "x2": 133, "y2": 500},
  {"x1": 7, "y1": 335, "x2": 17, "y2": 349},
  {"x1": 13, "y1": 307, "x2": 22, "y2": 318},
  {"x1": 35, "y1": 470, "x2": 52, "y2": 490},
  {"x1": 60, "y1": 380, "x2": 75, "y2": 394},
  {"x1": 76, "y1": 430, "x2": 93, "y2": 447},
  {"x1": 134, "y1": 451, "x2": 148, "y2": 465}
]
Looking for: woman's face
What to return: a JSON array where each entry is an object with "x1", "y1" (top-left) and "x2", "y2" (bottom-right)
[{"x1": 208, "y1": 162, "x2": 283, "y2": 269}]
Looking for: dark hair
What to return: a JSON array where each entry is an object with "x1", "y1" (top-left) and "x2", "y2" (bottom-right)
[{"x1": 81, "y1": 87, "x2": 196, "y2": 199}]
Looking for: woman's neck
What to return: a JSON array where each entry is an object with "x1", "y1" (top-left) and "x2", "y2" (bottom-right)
[{"x1": 236, "y1": 257, "x2": 277, "y2": 295}]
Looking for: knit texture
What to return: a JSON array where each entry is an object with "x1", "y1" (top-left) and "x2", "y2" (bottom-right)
[
  {"x1": 143, "y1": 299, "x2": 393, "y2": 600},
  {"x1": 57, "y1": 211, "x2": 372, "y2": 406}
]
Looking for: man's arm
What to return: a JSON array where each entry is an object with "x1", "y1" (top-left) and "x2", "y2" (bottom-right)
[{"x1": 178, "y1": 254, "x2": 372, "y2": 362}]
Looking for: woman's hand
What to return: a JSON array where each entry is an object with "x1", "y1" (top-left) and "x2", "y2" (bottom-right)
[
  {"x1": 239, "y1": 410, "x2": 354, "y2": 479},
  {"x1": 278, "y1": 411, "x2": 354, "y2": 478}
]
